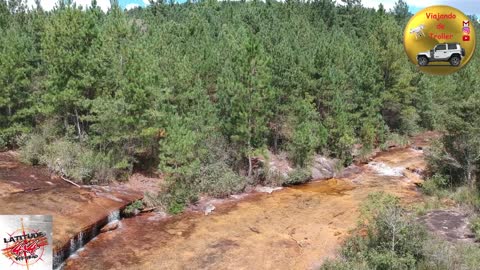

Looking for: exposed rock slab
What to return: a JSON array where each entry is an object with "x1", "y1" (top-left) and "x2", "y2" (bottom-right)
[
  {"x1": 101, "y1": 221, "x2": 120, "y2": 233},
  {"x1": 311, "y1": 155, "x2": 339, "y2": 180},
  {"x1": 258, "y1": 151, "x2": 293, "y2": 178},
  {"x1": 204, "y1": 204, "x2": 215, "y2": 215},
  {"x1": 62, "y1": 141, "x2": 428, "y2": 270},
  {"x1": 255, "y1": 186, "x2": 283, "y2": 194},
  {"x1": 419, "y1": 210, "x2": 476, "y2": 243},
  {"x1": 0, "y1": 151, "x2": 143, "y2": 267}
]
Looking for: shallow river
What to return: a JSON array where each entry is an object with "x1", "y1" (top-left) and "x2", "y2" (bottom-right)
[{"x1": 62, "y1": 142, "x2": 428, "y2": 270}]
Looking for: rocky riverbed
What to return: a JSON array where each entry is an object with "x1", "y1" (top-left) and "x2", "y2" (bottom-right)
[{"x1": 61, "y1": 135, "x2": 431, "y2": 270}]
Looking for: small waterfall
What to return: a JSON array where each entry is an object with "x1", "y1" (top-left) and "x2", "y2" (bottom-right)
[
  {"x1": 71, "y1": 231, "x2": 84, "y2": 254},
  {"x1": 108, "y1": 209, "x2": 120, "y2": 223},
  {"x1": 90, "y1": 223, "x2": 99, "y2": 241},
  {"x1": 53, "y1": 207, "x2": 130, "y2": 269},
  {"x1": 367, "y1": 162, "x2": 404, "y2": 177}
]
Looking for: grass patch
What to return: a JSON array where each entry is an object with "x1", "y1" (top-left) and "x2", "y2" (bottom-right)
[
  {"x1": 123, "y1": 200, "x2": 144, "y2": 217},
  {"x1": 410, "y1": 196, "x2": 446, "y2": 216},
  {"x1": 450, "y1": 187, "x2": 480, "y2": 210},
  {"x1": 421, "y1": 174, "x2": 449, "y2": 197},
  {"x1": 471, "y1": 215, "x2": 480, "y2": 240},
  {"x1": 418, "y1": 238, "x2": 480, "y2": 270},
  {"x1": 420, "y1": 174, "x2": 480, "y2": 211},
  {"x1": 380, "y1": 133, "x2": 410, "y2": 151}
]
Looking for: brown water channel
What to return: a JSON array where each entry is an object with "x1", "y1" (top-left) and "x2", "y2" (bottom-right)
[{"x1": 62, "y1": 141, "x2": 429, "y2": 270}]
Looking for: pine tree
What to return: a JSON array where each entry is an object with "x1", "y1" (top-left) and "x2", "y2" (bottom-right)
[
  {"x1": 0, "y1": 3, "x2": 36, "y2": 145},
  {"x1": 218, "y1": 30, "x2": 274, "y2": 176},
  {"x1": 40, "y1": 3, "x2": 99, "y2": 139},
  {"x1": 392, "y1": 0, "x2": 410, "y2": 25}
]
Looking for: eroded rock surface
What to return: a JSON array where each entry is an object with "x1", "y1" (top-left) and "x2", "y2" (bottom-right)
[
  {"x1": 0, "y1": 151, "x2": 143, "y2": 267},
  {"x1": 63, "y1": 134, "x2": 429, "y2": 270},
  {"x1": 311, "y1": 156, "x2": 339, "y2": 180},
  {"x1": 101, "y1": 221, "x2": 120, "y2": 233},
  {"x1": 419, "y1": 210, "x2": 477, "y2": 243}
]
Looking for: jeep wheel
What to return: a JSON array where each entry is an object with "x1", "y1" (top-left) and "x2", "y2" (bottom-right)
[
  {"x1": 449, "y1": 56, "x2": 460, "y2": 67},
  {"x1": 418, "y1": 56, "x2": 428, "y2": 66}
]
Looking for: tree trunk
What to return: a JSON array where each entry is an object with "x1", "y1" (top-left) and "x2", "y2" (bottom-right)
[
  {"x1": 247, "y1": 117, "x2": 253, "y2": 178},
  {"x1": 391, "y1": 230, "x2": 396, "y2": 252},
  {"x1": 63, "y1": 115, "x2": 69, "y2": 131},
  {"x1": 468, "y1": 169, "x2": 476, "y2": 190},
  {"x1": 273, "y1": 133, "x2": 278, "y2": 154},
  {"x1": 248, "y1": 154, "x2": 252, "y2": 177},
  {"x1": 465, "y1": 157, "x2": 475, "y2": 189},
  {"x1": 74, "y1": 108, "x2": 82, "y2": 141}
]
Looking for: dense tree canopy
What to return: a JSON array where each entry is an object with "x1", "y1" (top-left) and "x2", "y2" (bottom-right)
[{"x1": 1, "y1": 0, "x2": 479, "y2": 194}]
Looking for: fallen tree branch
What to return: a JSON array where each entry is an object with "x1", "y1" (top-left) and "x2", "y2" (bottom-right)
[{"x1": 61, "y1": 175, "x2": 81, "y2": 188}]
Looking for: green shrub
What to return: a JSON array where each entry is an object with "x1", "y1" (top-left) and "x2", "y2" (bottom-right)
[
  {"x1": 284, "y1": 168, "x2": 311, "y2": 185},
  {"x1": 143, "y1": 191, "x2": 162, "y2": 208},
  {"x1": 168, "y1": 200, "x2": 186, "y2": 215},
  {"x1": 159, "y1": 179, "x2": 198, "y2": 214},
  {"x1": 389, "y1": 133, "x2": 410, "y2": 147},
  {"x1": 0, "y1": 136, "x2": 6, "y2": 150},
  {"x1": 124, "y1": 200, "x2": 143, "y2": 216},
  {"x1": 356, "y1": 193, "x2": 426, "y2": 263},
  {"x1": 42, "y1": 139, "x2": 91, "y2": 182},
  {"x1": 411, "y1": 196, "x2": 443, "y2": 216},
  {"x1": 419, "y1": 238, "x2": 480, "y2": 270},
  {"x1": 288, "y1": 120, "x2": 327, "y2": 167},
  {"x1": 156, "y1": 135, "x2": 248, "y2": 213},
  {"x1": 400, "y1": 107, "x2": 420, "y2": 136},
  {"x1": 323, "y1": 192, "x2": 427, "y2": 270},
  {"x1": 421, "y1": 174, "x2": 449, "y2": 196},
  {"x1": 356, "y1": 146, "x2": 374, "y2": 163},
  {"x1": 18, "y1": 120, "x2": 64, "y2": 165},
  {"x1": 262, "y1": 169, "x2": 287, "y2": 187},
  {"x1": 18, "y1": 133, "x2": 46, "y2": 165},
  {"x1": 88, "y1": 153, "x2": 117, "y2": 184},
  {"x1": 159, "y1": 160, "x2": 246, "y2": 214},
  {"x1": 196, "y1": 162, "x2": 247, "y2": 197},
  {"x1": 459, "y1": 244, "x2": 480, "y2": 270},
  {"x1": 418, "y1": 238, "x2": 460, "y2": 270},
  {"x1": 261, "y1": 167, "x2": 311, "y2": 187},
  {"x1": 0, "y1": 122, "x2": 34, "y2": 148},
  {"x1": 425, "y1": 139, "x2": 468, "y2": 188},
  {"x1": 22, "y1": 137, "x2": 119, "y2": 185},
  {"x1": 322, "y1": 192, "x2": 480, "y2": 270},
  {"x1": 471, "y1": 216, "x2": 480, "y2": 239},
  {"x1": 320, "y1": 259, "x2": 368, "y2": 270},
  {"x1": 451, "y1": 187, "x2": 480, "y2": 210}
]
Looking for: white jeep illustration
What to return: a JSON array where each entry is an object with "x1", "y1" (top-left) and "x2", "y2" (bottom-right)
[{"x1": 417, "y1": 43, "x2": 466, "y2": 67}]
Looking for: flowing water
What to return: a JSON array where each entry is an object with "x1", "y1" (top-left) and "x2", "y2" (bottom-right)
[{"x1": 62, "y1": 141, "x2": 430, "y2": 270}]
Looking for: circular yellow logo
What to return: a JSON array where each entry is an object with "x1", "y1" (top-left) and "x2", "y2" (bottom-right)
[{"x1": 404, "y1": 5, "x2": 476, "y2": 75}]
